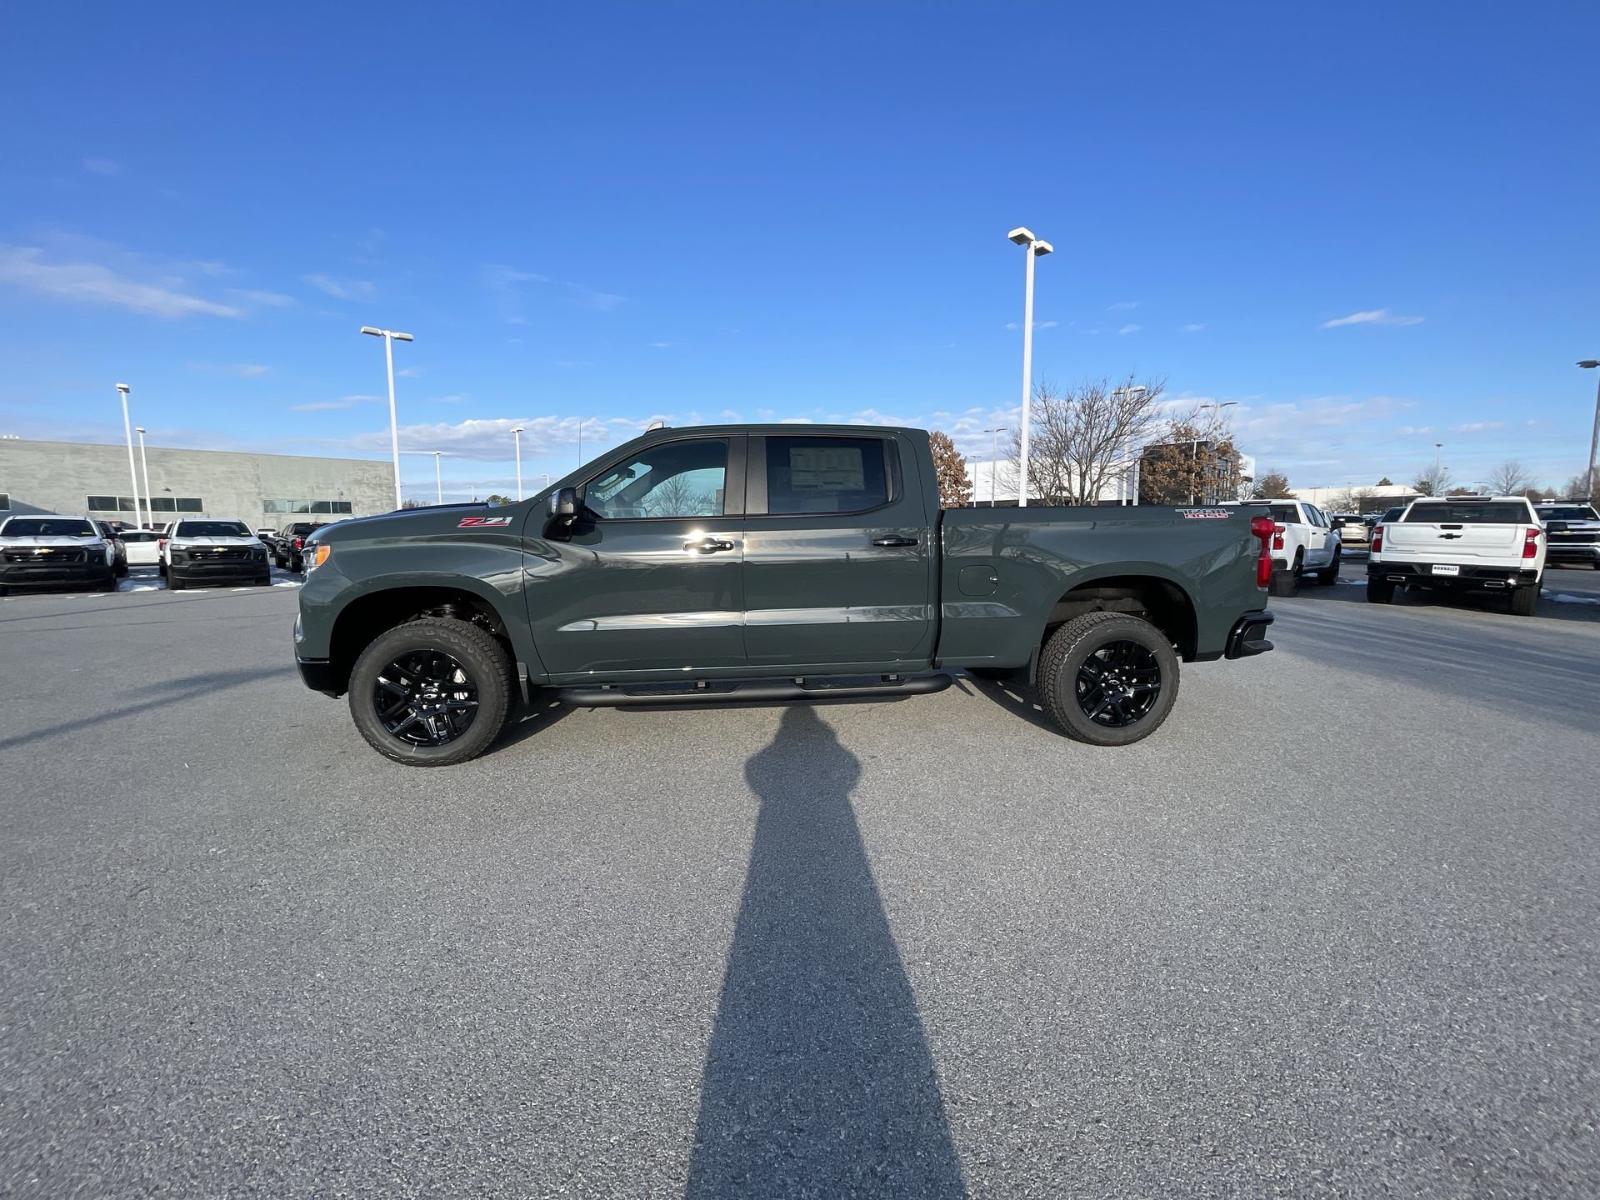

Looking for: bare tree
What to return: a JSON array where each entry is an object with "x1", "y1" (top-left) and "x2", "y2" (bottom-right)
[
  {"x1": 1562, "y1": 473, "x2": 1594, "y2": 503},
  {"x1": 927, "y1": 430, "x2": 972, "y2": 508},
  {"x1": 1482, "y1": 459, "x2": 1535, "y2": 496},
  {"x1": 1251, "y1": 470, "x2": 1294, "y2": 499},
  {"x1": 1411, "y1": 464, "x2": 1452, "y2": 497},
  {"x1": 1008, "y1": 377, "x2": 1165, "y2": 505}
]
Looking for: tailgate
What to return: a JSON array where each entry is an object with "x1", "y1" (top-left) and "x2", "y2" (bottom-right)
[{"x1": 1384, "y1": 521, "x2": 1522, "y2": 561}]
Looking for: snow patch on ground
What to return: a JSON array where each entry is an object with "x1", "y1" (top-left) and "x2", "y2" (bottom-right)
[{"x1": 1546, "y1": 591, "x2": 1600, "y2": 606}]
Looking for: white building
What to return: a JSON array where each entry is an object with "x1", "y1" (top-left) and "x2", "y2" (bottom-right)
[{"x1": 965, "y1": 453, "x2": 1255, "y2": 506}]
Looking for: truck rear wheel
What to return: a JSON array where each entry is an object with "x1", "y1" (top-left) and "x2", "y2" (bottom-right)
[
  {"x1": 348, "y1": 617, "x2": 512, "y2": 766},
  {"x1": 1367, "y1": 578, "x2": 1395, "y2": 603},
  {"x1": 1509, "y1": 582, "x2": 1540, "y2": 616},
  {"x1": 1037, "y1": 612, "x2": 1179, "y2": 747}
]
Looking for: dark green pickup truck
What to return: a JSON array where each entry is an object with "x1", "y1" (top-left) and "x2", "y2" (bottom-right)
[{"x1": 294, "y1": 424, "x2": 1275, "y2": 765}]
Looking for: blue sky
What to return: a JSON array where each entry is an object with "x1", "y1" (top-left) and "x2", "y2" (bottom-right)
[{"x1": 2, "y1": 0, "x2": 1597, "y2": 501}]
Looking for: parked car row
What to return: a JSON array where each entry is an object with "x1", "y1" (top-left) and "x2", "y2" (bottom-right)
[{"x1": 0, "y1": 513, "x2": 280, "y2": 594}]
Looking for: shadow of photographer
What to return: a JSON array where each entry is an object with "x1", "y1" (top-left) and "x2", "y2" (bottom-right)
[{"x1": 686, "y1": 703, "x2": 967, "y2": 1199}]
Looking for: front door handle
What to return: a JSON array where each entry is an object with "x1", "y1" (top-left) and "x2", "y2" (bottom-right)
[
  {"x1": 872, "y1": 535, "x2": 919, "y2": 547},
  {"x1": 684, "y1": 537, "x2": 735, "y2": 554}
]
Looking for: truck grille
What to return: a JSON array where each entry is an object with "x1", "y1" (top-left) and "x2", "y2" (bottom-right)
[
  {"x1": 186, "y1": 548, "x2": 253, "y2": 561},
  {"x1": 5, "y1": 548, "x2": 87, "y2": 564}
]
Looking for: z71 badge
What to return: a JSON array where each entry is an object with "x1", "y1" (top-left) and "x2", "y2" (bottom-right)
[
  {"x1": 458, "y1": 515, "x2": 513, "y2": 528},
  {"x1": 1178, "y1": 508, "x2": 1232, "y2": 519}
]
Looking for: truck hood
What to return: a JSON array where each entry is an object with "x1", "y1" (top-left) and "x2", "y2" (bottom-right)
[
  {"x1": 320, "y1": 504, "x2": 526, "y2": 542},
  {"x1": 0, "y1": 535, "x2": 106, "y2": 549}
]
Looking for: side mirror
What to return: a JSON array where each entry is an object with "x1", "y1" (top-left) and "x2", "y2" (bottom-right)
[{"x1": 548, "y1": 487, "x2": 579, "y2": 524}]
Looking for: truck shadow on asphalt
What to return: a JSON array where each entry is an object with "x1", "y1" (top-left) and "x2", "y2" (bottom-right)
[{"x1": 685, "y1": 703, "x2": 968, "y2": 1199}]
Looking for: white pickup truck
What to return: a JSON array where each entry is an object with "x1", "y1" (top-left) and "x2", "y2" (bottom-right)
[
  {"x1": 1367, "y1": 495, "x2": 1546, "y2": 615},
  {"x1": 1240, "y1": 499, "x2": 1342, "y2": 595}
]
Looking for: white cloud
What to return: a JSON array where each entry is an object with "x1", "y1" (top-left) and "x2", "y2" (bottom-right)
[
  {"x1": 0, "y1": 244, "x2": 243, "y2": 318},
  {"x1": 1180, "y1": 323, "x2": 1206, "y2": 333},
  {"x1": 290, "y1": 394, "x2": 382, "y2": 413},
  {"x1": 1004, "y1": 319, "x2": 1058, "y2": 331},
  {"x1": 396, "y1": 366, "x2": 421, "y2": 378},
  {"x1": 226, "y1": 287, "x2": 295, "y2": 308},
  {"x1": 1320, "y1": 308, "x2": 1424, "y2": 329},
  {"x1": 1455, "y1": 420, "x2": 1505, "y2": 433},
  {"x1": 350, "y1": 415, "x2": 667, "y2": 461},
  {"x1": 81, "y1": 157, "x2": 120, "y2": 176},
  {"x1": 1118, "y1": 324, "x2": 1141, "y2": 335},
  {"x1": 481, "y1": 263, "x2": 625, "y2": 318},
  {"x1": 649, "y1": 341, "x2": 672, "y2": 348},
  {"x1": 303, "y1": 273, "x2": 376, "y2": 301},
  {"x1": 1108, "y1": 301, "x2": 1139, "y2": 312}
]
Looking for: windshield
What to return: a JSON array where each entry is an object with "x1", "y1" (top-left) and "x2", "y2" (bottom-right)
[
  {"x1": 1537, "y1": 506, "x2": 1599, "y2": 522},
  {"x1": 1, "y1": 518, "x2": 96, "y2": 537},
  {"x1": 1403, "y1": 502, "x2": 1532, "y2": 525},
  {"x1": 175, "y1": 521, "x2": 251, "y2": 538}
]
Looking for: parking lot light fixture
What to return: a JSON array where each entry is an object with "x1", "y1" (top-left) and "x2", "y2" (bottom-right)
[
  {"x1": 134, "y1": 427, "x2": 152, "y2": 528},
  {"x1": 1580, "y1": 361, "x2": 1600, "y2": 501},
  {"x1": 115, "y1": 383, "x2": 144, "y2": 529},
  {"x1": 433, "y1": 450, "x2": 443, "y2": 505},
  {"x1": 360, "y1": 326, "x2": 414, "y2": 510},
  {"x1": 1007, "y1": 228, "x2": 1053, "y2": 507},
  {"x1": 512, "y1": 427, "x2": 525, "y2": 500}
]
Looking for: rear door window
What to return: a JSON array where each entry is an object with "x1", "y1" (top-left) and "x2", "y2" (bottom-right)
[
  {"x1": 763, "y1": 436, "x2": 890, "y2": 515},
  {"x1": 1403, "y1": 502, "x2": 1532, "y2": 524}
]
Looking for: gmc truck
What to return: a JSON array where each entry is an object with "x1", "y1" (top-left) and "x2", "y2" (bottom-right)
[{"x1": 293, "y1": 424, "x2": 1277, "y2": 765}]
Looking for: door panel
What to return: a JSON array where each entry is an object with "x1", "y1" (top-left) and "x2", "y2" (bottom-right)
[
  {"x1": 525, "y1": 435, "x2": 746, "y2": 677},
  {"x1": 741, "y1": 433, "x2": 935, "y2": 668}
]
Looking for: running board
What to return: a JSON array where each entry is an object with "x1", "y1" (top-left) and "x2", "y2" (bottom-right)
[{"x1": 556, "y1": 672, "x2": 953, "y2": 707}]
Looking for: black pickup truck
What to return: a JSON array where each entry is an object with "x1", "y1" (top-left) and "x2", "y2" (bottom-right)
[{"x1": 293, "y1": 424, "x2": 1276, "y2": 765}]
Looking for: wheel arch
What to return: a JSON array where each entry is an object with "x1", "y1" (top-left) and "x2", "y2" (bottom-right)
[
  {"x1": 1038, "y1": 571, "x2": 1199, "y2": 664},
  {"x1": 324, "y1": 580, "x2": 534, "y2": 696}
]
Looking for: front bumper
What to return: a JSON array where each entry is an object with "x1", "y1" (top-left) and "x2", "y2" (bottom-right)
[
  {"x1": 0, "y1": 560, "x2": 109, "y2": 587},
  {"x1": 1546, "y1": 542, "x2": 1600, "y2": 564},
  {"x1": 296, "y1": 657, "x2": 340, "y2": 696},
  {"x1": 1224, "y1": 609, "x2": 1275, "y2": 659},
  {"x1": 1367, "y1": 561, "x2": 1539, "y2": 589},
  {"x1": 169, "y1": 554, "x2": 268, "y2": 582}
]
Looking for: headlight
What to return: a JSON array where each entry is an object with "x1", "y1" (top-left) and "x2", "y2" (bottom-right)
[{"x1": 304, "y1": 544, "x2": 331, "y2": 571}]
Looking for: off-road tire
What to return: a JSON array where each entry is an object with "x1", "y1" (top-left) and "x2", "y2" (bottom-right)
[
  {"x1": 1037, "y1": 611, "x2": 1180, "y2": 747},
  {"x1": 167, "y1": 572, "x2": 185, "y2": 592},
  {"x1": 1269, "y1": 568, "x2": 1299, "y2": 597},
  {"x1": 255, "y1": 573, "x2": 272, "y2": 587},
  {"x1": 1509, "y1": 582, "x2": 1540, "y2": 616},
  {"x1": 1366, "y1": 578, "x2": 1395, "y2": 604},
  {"x1": 348, "y1": 617, "x2": 513, "y2": 767}
]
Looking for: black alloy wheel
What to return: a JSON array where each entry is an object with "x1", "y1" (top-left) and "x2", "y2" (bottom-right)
[
  {"x1": 1074, "y1": 639, "x2": 1162, "y2": 728},
  {"x1": 373, "y1": 651, "x2": 480, "y2": 746}
]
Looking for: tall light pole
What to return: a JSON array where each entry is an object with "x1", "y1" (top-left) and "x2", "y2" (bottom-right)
[
  {"x1": 134, "y1": 426, "x2": 152, "y2": 528},
  {"x1": 1579, "y1": 361, "x2": 1600, "y2": 501},
  {"x1": 1192, "y1": 401, "x2": 1237, "y2": 504},
  {"x1": 981, "y1": 426, "x2": 1006, "y2": 506},
  {"x1": 360, "y1": 326, "x2": 414, "y2": 510},
  {"x1": 433, "y1": 450, "x2": 443, "y2": 505},
  {"x1": 512, "y1": 426, "x2": 526, "y2": 500},
  {"x1": 1113, "y1": 386, "x2": 1150, "y2": 505},
  {"x1": 1434, "y1": 442, "x2": 1443, "y2": 472},
  {"x1": 115, "y1": 383, "x2": 144, "y2": 528},
  {"x1": 1007, "y1": 227, "x2": 1053, "y2": 507}
]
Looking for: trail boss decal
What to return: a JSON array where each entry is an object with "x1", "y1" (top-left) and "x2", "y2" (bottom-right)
[
  {"x1": 458, "y1": 515, "x2": 514, "y2": 528},
  {"x1": 1178, "y1": 508, "x2": 1232, "y2": 519}
]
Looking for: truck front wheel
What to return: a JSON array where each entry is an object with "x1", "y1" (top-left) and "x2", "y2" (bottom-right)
[
  {"x1": 1037, "y1": 612, "x2": 1180, "y2": 747},
  {"x1": 348, "y1": 617, "x2": 513, "y2": 766}
]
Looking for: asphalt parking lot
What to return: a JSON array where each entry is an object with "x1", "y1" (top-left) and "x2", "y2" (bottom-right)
[{"x1": 3, "y1": 563, "x2": 1598, "y2": 1198}]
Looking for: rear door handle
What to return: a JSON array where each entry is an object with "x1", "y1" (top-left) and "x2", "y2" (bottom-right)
[
  {"x1": 684, "y1": 537, "x2": 735, "y2": 554},
  {"x1": 872, "y1": 535, "x2": 919, "y2": 547}
]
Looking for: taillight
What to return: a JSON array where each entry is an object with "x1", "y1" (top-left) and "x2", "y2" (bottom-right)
[
  {"x1": 1523, "y1": 527, "x2": 1540, "y2": 559},
  {"x1": 293, "y1": 536, "x2": 304, "y2": 549},
  {"x1": 1371, "y1": 526, "x2": 1383, "y2": 552},
  {"x1": 1272, "y1": 524, "x2": 1285, "y2": 551},
  {"x1": 1250, "y1": 516, "x2": 1275, "y2": 588},
  {"x1": 158, "y1": 538, "x2": 167, "y2": 551}
]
